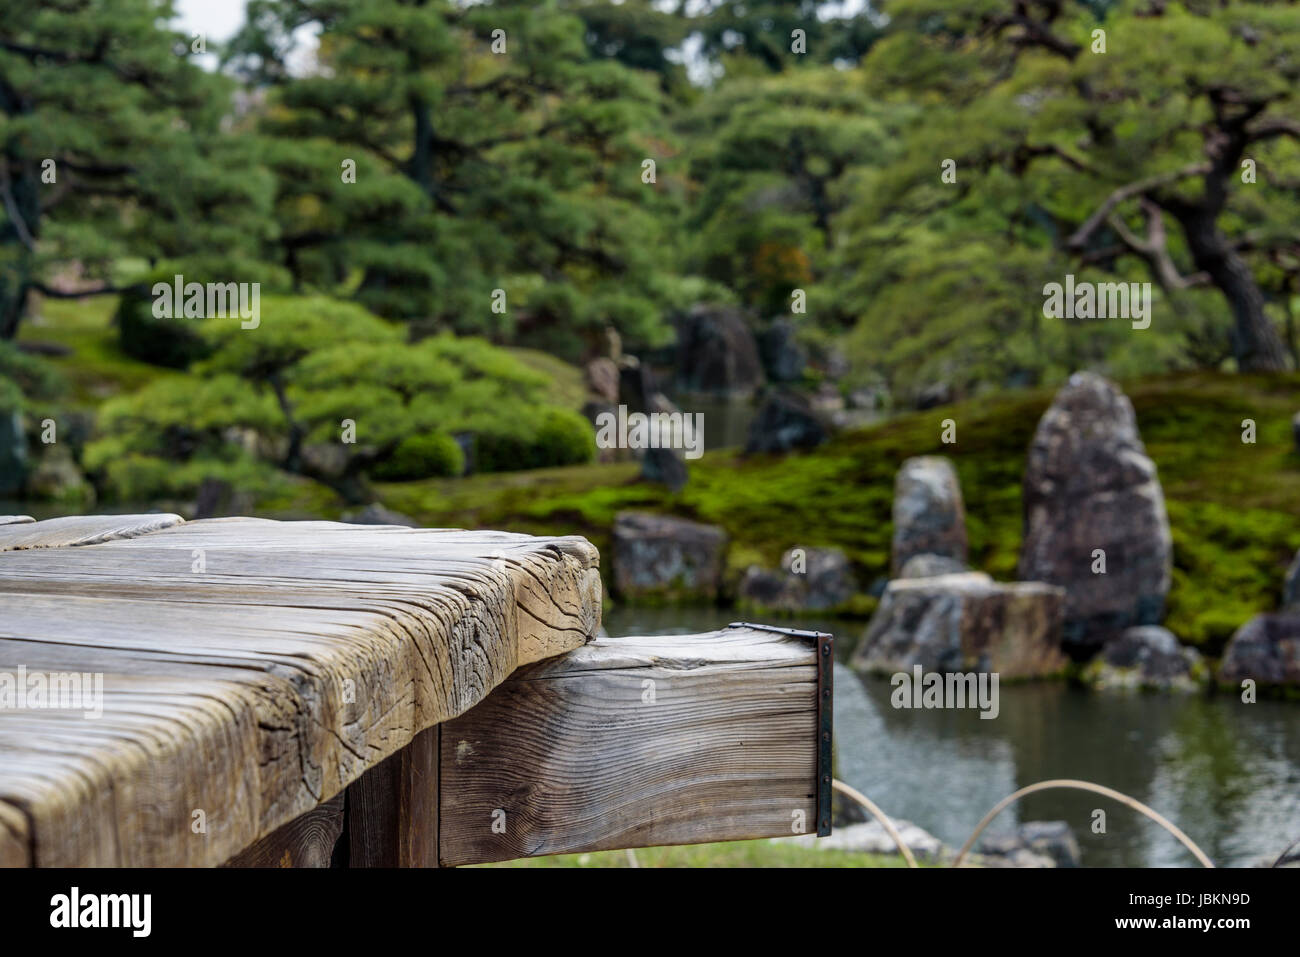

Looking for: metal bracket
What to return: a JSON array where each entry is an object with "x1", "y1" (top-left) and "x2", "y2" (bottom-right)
[{"x1": 728, "y1": 621, "x2": 834, "y2": 837}]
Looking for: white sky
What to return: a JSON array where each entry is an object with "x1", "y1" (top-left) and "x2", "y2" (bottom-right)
[
  {"x1": 174, "y1": 0, "x2": 249, "y2": 42},
  {"x1": 170, "y1": 0, "x2": 876, "y2": 80}
]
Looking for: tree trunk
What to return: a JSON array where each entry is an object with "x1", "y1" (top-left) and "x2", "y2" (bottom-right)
[
  {"x1": 1175, "y1": 208, "x2": 1289, "y2": 372},
  {"x1": 0, "y1": 264, "x2": 27, "y2": 340}
]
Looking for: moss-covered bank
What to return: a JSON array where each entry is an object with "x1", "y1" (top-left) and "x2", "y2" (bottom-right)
[{"x1": 378, "y1": 372, "x2": 1300, "y2": 658}]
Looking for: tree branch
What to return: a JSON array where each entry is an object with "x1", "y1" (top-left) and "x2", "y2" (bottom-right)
[
  {"x1": 1105, "y1": 198, "x2": 1209, "y2": 290},
  {"x1": 1066, "y1": 163, "x2": 1210, "y2": 251},
  {"x1": 1245, "y1": 116, "x2": 1300, "y2": 144},
  {"x1": 29, "y1": 280, "x2": 144, "y2": 299}
]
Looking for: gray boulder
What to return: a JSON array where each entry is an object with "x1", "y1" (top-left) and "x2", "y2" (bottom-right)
[
  {"x1": 1018, "y1": 372, "x2": 1172, "y2": 658},
  {"x1": 914, "y1": 382, "x2": 953, "y2": 410},
  {"x1": 611, "y1": 511, "x2": 727, "y2": 602},
  {"x1": 744, "y1": 391, "x2": 827, "y2": 455},
  {"x1": 794, "y1": 818, "x2": 947, "y2": 862},
  {"x1": 981, "y1": 821, "x2": 1080, "y2": 868},
  {"x1": 737, "y1": 546, "x2": 856, "y2": 612},
  {"x1": 300, "y1": 441, "x2": 350, "y2": 479},
  {"x1": 852, "y1": 572, "x2": 1067, "y2": 679},
  {"x1": 891, "y1": 456, "x2": 967, "y2": 576},
  {"x1": 584, "y1": 357, "x2": 620, "y2": 404},
  {"x1": 1218, "y1": 613, "x2": 1300, "y2": 687},
  {"x1": 640, "y1": 446, "x2": 688, "y2": 493},
  {"x1": 897, "y1": 553, "x2": 968, "y2": 579},
  {"x1": 1086, "y1": 626, "x2": 1205, "y2": 692},
  {"x1": 25, "y1": 445, "x2": 94, "y2": 506},
  {"x1": 672, "y1": 305, "x2": 766, "y2": 398}
]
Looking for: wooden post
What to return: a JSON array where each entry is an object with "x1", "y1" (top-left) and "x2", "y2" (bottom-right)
[{"x1": 338, "y1": 726, "x2": 440, "y2": 868}]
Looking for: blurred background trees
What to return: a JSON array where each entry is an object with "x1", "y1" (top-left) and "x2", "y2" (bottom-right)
[{"x1": 3, "y1": 0, "x2": 1298, "y2": 504}]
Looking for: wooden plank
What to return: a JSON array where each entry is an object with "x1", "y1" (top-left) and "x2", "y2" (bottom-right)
[
  {"x1": 221, "y1": 793, "x2": 346, "y2": 868},
  {"x1": 0, "y1": 800, "x2": 30, "y2": 867},
  {"x1": 340, "y1": 726, "x2": 439, "y2": 868},
  {"x1": 437, "y1": 626, "x2": 820, "y2": 866},
  {"x1": 0, "y1": 516, "x2": 601, "y2": 866},
  {"x1": 0, "y1": 513, "x2": 184, "y2": 551}
]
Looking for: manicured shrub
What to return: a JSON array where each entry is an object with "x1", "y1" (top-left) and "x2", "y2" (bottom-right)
[
  {"x1": 370, "y1": 432, "x2": 465, "y2": 480},
  {"x1": 115, "y1": 273, "x2": 213, "y2": 369}
]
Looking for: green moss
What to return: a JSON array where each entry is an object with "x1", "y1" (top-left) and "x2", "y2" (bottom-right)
[
  {"x1": 20, "y1": 296, "x2": 186, "y2": 410},
  {"x1": 379, "y1": 371, "x2": 1300, "y2": 647},
  {"x1": 370, "y1": 432, "x2": 464, "y2": 481}
]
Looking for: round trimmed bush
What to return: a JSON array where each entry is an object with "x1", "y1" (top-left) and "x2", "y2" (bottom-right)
[
  {"x1": 116, "y1": 275, "x2": 213, "y2": 369},
  {"x1": 370, "y1": 432, "x2": 465, "y2": 481}
]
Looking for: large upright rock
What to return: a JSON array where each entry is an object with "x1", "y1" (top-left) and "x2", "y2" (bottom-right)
[
  {"x1": 1018, "y1": 372, "x2": 1171, "y2": 657},
  {"x1": 672, "y1": 305, "x2": 765, "y2": 398},
  {"x1": 611, "y1": 511, "x2": 727, "y2": 602},
  {"x1": 852, "y1": 572, "x2": 1067, "y2": 679},
  {"x1": 891, "y1": 457, "x2": 968, "y2": 576}
]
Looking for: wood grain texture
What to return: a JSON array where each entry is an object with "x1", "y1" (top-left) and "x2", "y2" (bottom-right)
[
  {"x1": 0, "y1": 514, "x2": 601, "y2": 866},
  {"x1": 340, "y1": 725, "x2": 439, "y2": 867},
  {"x1": 0, "y1": 512, "x2": 184, "y2": 550},
  {"x1": 0, "y1": 800, "x2": 29, "y2": 867},
  {"x1": 221, "y1": 793, "x2": 345, "y2": 868},
  {"x1": 438, "y1": 627, "x2": 819, "y2": 866}
]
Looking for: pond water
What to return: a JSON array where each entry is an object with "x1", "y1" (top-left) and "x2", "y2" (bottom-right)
[
  {"x1": 603, "y1": 605, "x2": 1300, "y2": 868},
  {"x1": 667, "y1": 394, "x2": 756, "y2": 452}
]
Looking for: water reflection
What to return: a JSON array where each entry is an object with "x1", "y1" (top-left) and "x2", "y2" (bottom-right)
[{"x1": 604, "y1": 605, "x2": 1300, "y2": 867}]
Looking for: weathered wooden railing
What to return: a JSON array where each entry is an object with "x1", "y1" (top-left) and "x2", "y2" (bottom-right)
[{"x1": 0, "y1": 514, "x2": 830, "y2": 867}]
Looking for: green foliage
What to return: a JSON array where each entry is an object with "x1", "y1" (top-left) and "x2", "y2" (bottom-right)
[
  {"x1": 0, "y1": 0, "x2": 278, "y2": 339},
  {"x1": 226, "y1": 0, "x2": 681, "y2": 356},
  {"x1": 682, "y1": 69, "x2": 908, "y2": 318},
  {"x1": 114, "y1": 271, "x2": 213, "y2": 369},
  {"x1": 473, "y1": 407, "x2": 598, "y2": 473},
  {"x1": 689, "y1": 0, "x2": 884, "y2": 73},
  {"x1": 832, "y1": 0, "x2": 1300, "y2": 392},
  {"x1": 86, "y1": 295, "x2": 593, "y2": 501},
  {"x1": 0, "y1": 340, "x2": 65, "y2": 409},
  {"x1": 371, "y1": 433, "x2": 465, "y2": 481}
]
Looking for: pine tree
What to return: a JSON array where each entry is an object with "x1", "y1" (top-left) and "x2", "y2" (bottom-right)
[
  {"x1": 228, "y1": 0, "x2": 682, "y2": 356},
  {"x1": 0, "y1": 0, "x2": 275, "y2": 340}
]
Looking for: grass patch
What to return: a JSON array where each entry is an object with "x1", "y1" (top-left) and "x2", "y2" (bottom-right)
[
  {"x1": 19, "y1": 295, "x2": 187, "y2": 409},
  {"x1": 472, "y1": 838, "x2": 916, "y2": 868}
]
